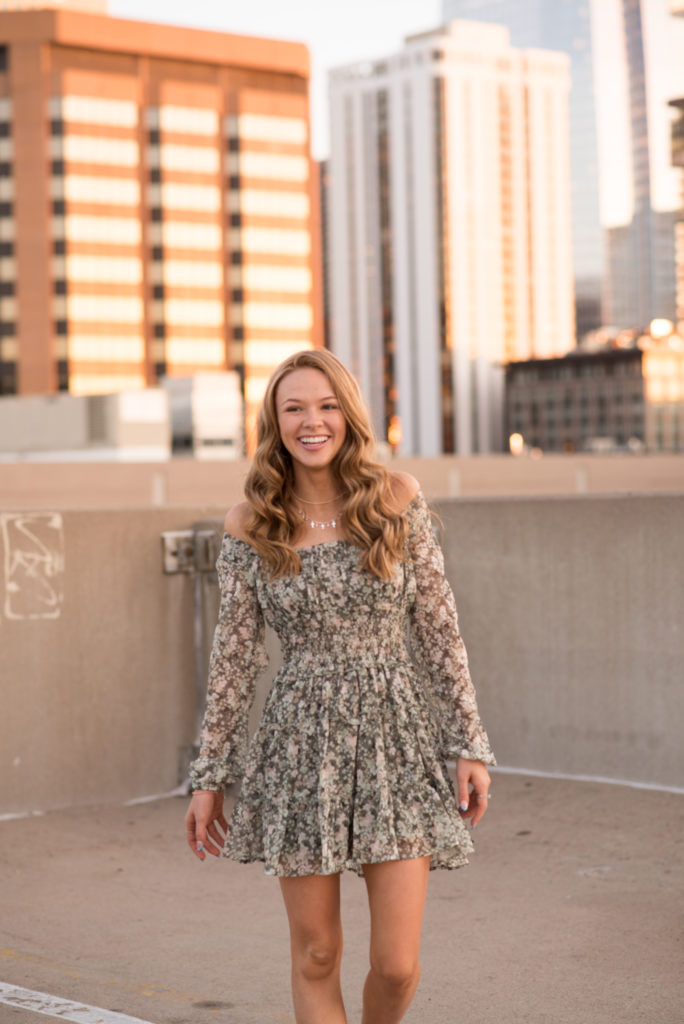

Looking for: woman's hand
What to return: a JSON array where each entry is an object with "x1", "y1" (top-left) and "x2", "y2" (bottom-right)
[
  {"x1": 455, "y1": 758, "x2": 491, "y2": 829},
  {"x1": 184, "y1": 790, "x2": 228, "y2": 861}
]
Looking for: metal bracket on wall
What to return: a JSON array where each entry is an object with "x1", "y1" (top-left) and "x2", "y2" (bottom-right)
[{"x1": 161, "y1": 529, "x2": 218, "y2": 574}]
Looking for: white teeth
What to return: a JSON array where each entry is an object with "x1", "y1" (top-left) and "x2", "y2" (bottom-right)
[{"x1": 300, "y1": 436, "x2": 328, "y2": 444}]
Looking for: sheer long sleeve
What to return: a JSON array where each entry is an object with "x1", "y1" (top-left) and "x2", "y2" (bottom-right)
[
  {"x1": 188, "y1": 535, "x2": 268, "y2": 791},
  {"x1": 407, "y1": 493, "x2": 496, "y2": 765}
]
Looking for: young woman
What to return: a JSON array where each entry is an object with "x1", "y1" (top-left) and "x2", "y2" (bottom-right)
[{"x1": 184, "y1": 349, "x2": 495, "y2": 1024}]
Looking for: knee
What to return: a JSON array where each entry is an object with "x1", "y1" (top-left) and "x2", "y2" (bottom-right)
[
  {"x1": 370, "y1": 955, "x2": 420, "y2": 995},
  {"x1": 297, "y1": 939, "x2": 341, "y2": 982}
]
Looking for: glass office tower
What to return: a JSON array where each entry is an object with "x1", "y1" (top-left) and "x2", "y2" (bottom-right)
[{"x1": 442, "y1": 0, "x2": 684, "y2": 331}]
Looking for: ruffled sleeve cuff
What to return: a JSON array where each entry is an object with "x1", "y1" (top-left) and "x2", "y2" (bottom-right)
[
  {"x1": 445, "y1": 733, "x2": 497, "y2": 765},
  {"x1": 188, "y1": 754, "x2": 244, "y2": 792}
]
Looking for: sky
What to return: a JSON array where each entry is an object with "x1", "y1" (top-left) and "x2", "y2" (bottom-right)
[{"x1": 109, "y1": 0, "x2": 441, "y2": 159}]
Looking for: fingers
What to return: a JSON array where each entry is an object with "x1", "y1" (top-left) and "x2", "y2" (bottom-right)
[
  {"x1": 457, "y1": 777, "x2": 470, "y2": 815},
  {"x1": 184, "y1": 811, "x2": 206, "y2": 861},
  {"x1": 187, "y1": 817, "x2": 227, "y2": 859},
  {"x1": 469, "y1": 792, "x2": 490, "y2": 828},
  {"x1": 185, "y1": 794, "x2": 228, "y2": 861},
  {"x1": 204, "y1": 817, "x2": 228, "y2": 857},
  {"x1": 455, "y1": 758, "x2": 491, "y2": 829}
]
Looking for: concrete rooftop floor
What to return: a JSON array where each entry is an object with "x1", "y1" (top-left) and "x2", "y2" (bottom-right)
[{"x1": 0, "y1": 771, "x2": 682, "y2": 1024}]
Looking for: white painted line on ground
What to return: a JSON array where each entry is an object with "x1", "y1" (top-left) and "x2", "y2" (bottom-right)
[
  {"x1": 0, "y1": 810, "x2": 45, "y2": 822},
  {"x1": 0, "y1": 982, "x2": 155, "y2": 1024},
  {"x1": 490, "y1": 765, "x2": 684, "y2": 795},
  {"x1": 124, "y1": 784, "x2": 188, "y2": 805}
]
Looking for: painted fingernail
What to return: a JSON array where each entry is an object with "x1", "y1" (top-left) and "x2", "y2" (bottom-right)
[
  {"x1": 459, "y1": 802, "x2": 468, "y2": 812},
  {"x1": 197, "y1": 843, "x2": 203, "y2": 852}
]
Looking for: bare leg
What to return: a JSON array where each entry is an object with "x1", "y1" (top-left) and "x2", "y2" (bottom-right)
[
  {"x1": 361, "y1": 856, "x2": 431, "y2": 1024},
  {"x1": 279, "y1": 873, "x2": 347, "y2": 1024}
]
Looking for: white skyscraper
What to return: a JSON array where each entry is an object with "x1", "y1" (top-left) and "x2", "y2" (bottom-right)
[{"x1": 328, "y1": 21, "x2": 574, "y2": 456}]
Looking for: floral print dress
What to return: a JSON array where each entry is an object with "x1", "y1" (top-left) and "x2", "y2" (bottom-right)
[{"x1": 189, "y1": 492, "x2": 495, "y2": 877}]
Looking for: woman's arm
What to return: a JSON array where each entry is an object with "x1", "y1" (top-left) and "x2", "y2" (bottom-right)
[
  {"x1": 185, "y1": 505, "x2": 268, "y2": 859},
  {"x1": 404, "y1": 487, "x2": 495, "y2": 824}
]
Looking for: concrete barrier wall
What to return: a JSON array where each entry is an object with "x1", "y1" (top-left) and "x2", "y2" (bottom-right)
[
  {"x1": 433, "y1": 495, "x2": 683, "y2": 789},
  {"x1": 1, "y1": 452, "x2": 683, "y2": 509},
  {"x1": 0, "y1": 506, "x2": 223, "y2": 816},
  {"x1": 1, "y1": 494, "x2": 682, "y2": 816}
]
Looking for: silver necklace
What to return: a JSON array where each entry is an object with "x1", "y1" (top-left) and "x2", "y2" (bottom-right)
[
  {"x1": 296, "y1": 507, "x2": 339, "y2": 530},
  {"x1": 292, "y1": 491, "x2": 343, "y2": 505}
]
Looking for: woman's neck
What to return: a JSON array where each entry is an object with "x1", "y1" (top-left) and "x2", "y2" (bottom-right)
[{"x1": 291, "y1": 470, "x2": 340, "y2": 505}]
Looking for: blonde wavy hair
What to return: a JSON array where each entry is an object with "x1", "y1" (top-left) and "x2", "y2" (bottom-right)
[{"x1": 244, "y1": 349, "x2": 409, "y2": 579}]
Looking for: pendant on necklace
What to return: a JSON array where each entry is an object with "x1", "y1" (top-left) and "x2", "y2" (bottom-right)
[{"x1": 298, "y1": 508, "x2": 337, "y2": 530}]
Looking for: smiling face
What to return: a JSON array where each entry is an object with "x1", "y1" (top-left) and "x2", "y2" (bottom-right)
[{"x1": 275, "y1": 367, "x2": 347, "y2": 474}]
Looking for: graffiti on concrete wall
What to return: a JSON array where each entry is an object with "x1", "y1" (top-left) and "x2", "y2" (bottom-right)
[{"x1": 0, "y1": 513, "x2": 65, "y2": 620}]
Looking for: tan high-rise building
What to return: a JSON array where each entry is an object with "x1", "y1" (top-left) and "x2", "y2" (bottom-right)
[
  {"x1": 0, "y1": 2, "x2": 107, "y2": 11},
  {"x1": 0, "y1": 7, "x2": 321, "y2": 444}
]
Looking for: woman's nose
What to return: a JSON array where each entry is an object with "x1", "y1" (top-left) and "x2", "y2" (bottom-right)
[{"x1": 302, "y1": 407, "x2": 323, "y2": 428}]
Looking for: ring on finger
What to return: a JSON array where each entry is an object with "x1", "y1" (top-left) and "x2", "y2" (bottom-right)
[{"x1": 475, "y1": 793, "x2": 491, "y2": 799}]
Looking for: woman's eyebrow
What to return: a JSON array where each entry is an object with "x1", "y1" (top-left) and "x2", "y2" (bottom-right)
[{"x1": 280, "y1": 394, "x2": 337, "y2": 405}]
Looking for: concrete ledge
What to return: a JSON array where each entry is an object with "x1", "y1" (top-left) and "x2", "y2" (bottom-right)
[{"x1": 1, "y1": 452, "x2": 683, "y2": 509}]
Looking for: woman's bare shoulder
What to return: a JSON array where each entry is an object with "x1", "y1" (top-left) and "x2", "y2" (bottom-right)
[
  {"x1": 388, "y1": 471, "x2": 421, "y2": 511},
  {"x1": 223, "y1": 501, "x2": 252, "y2": 541}
]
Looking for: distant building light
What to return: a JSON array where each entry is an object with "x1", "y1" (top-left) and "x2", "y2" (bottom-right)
[
  {"x1": 509, "y1": 432, "x2": 524, "y2": 455},
  {"x1": 387, "y1": 415, "x2": 402, "y2": 451},
  {"x1": 650, "y1": 318, "x2": 674, "y2": 339}
]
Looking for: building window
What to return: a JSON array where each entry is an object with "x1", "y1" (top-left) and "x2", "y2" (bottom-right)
[
  {"x1": 57, "y1": 359, "x2": 69, "y2": 391},
  {"x1": 235, "y1": 113, "x2": 306, "y2": 144},
  {"x1": 153, "y1": 284, "x2": 164, "y2": 300},
  {"x1": 0, "y1": 360, "x2": 16, "y2": 395},
  {"x1": 153, "y1": 323, "x2": 166, "y2": 338},
  {"x1": 0, "y1": 47, "x2": 8, "y2": 73},
  {"x1": 54, "y1": 279, "x2": 67, "y2": 296}
]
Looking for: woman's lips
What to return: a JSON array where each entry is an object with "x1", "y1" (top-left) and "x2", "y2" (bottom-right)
[{"x1": 298, "y1": 435, "x2": 330, "y2": 450}]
